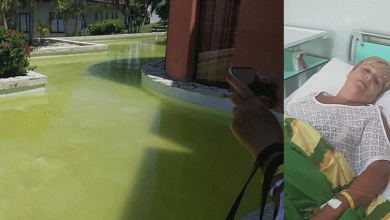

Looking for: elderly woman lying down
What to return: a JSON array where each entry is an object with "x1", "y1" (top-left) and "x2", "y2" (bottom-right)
[{"x1": 285, "y1": 56, "x2": 390, "y2": 219}]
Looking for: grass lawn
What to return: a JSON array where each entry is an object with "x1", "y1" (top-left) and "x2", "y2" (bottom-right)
[{"x1": 140, "y1": 22, "x2": 168, "y2": 33}]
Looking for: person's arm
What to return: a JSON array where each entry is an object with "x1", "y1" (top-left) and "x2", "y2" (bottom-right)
[
  {"x1": 256, "y1": 73, "x2": 283, "y2": 114},
  {"x1": 312, "y1": 112, "x2": 390, "y2": 219},
  {"x1": 226, "y1": 73, "x2": 284, "y2": 209},
  {"x1": 226, "y1": 73, "x2": 283, "y2": 158},
  {"x1": 311, "y1": 160, "x2": 390, "y2": 220}
]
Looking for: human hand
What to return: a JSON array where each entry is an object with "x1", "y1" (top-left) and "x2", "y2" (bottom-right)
[
  {"x1": 226, "y1": 73, "x2": 283, "y2": 158},
  {"x1": 257, "y1": 73, "x2": 283, "y2": 113}
]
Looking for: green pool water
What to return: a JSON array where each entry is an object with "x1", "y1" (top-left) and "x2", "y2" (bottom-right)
[{"x1": 0, "y1": 36, "x2": 262, "y2": 219}]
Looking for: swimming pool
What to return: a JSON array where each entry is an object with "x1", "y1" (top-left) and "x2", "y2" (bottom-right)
[{"x1": 0, "y1": 36, "x2": 261, "y2": 219}]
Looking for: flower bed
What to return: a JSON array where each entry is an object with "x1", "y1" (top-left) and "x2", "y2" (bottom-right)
[
  {"x1": 0, "y1": 27, "x2": 47, "y2": 95},
  {"x1": 0, "y1": 28, "x2": 36, "y2": 78}
]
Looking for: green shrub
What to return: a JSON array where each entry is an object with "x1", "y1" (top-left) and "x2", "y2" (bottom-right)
[
  {"x1": 80, "y1": 28, "x2": 91, "y2": 36},
  {"x1": 34, "y1": 19, "x2": 53, "y2": 41},
  {"x1": 144, "y1": 17, "x2": 150, "y2": 25},
  {"x1": 0, "y1": 27, "x2": 36, "y2": 78},
  {"x1": 88, "y1": 19, "x2": 125, "y2": 35}
]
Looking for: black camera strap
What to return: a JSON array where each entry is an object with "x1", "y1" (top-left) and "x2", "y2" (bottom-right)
[{"x1": 226, "y1": 143, "x2": 283, "y2": 220}]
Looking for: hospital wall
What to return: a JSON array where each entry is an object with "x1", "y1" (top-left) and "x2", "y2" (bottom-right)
[{"x1": 284, "y1": 0, "x2": 390, "y2": 62}]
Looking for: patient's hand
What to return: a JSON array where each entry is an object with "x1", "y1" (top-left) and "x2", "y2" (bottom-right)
[
  {"x1": 226, "y1": 73, "x2": 283, "y2": 158},
  {"x1": 257, "y1": 73, "x2": 283, "y2": 113},
  {"x1": 311, "y1": 160, "x2": 390, "y2": 219}
]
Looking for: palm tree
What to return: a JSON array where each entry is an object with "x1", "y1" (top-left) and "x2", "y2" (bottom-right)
[
  {"x1": 13, "y1": 0, "x2": 36, "y2": 44},
  {"x1": 70, "y1": 0, "x2": 87, "y2": 36},
  {"x1": 34, "y1": 18, "x2": 53, "y2": 42},
  {"x1": 27, "y1": 0, "x2": 36, "y2": 45},
  {"x1": 8, "y1": 0, "x2": 68, "y2": 44},
  {"x1": 151, "y1": 0, "x2": 169, "y2": 27},
  {"x1": 52, "y1": 0, "x2": 86, "y2": 36},
  {"x1": 6, "y1": 0, "x2": 27, "y2": 32},
  {"x1": 113, "y1": 0, "x2": 152, "y2": 33},
  {"x1": 0, "y1": 0, "x2": 21, "y2": 29}
]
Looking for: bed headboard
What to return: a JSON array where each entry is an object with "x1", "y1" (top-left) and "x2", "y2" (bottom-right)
[{"x1": 347, "y1": 29, "x2": 390, "y2": 65}]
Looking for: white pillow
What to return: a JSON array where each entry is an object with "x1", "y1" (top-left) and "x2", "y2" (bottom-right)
[
  {"x1": 375, "y1": 92, "x2": 390, "y2": 124},
  {"x1": 284, "y1": 58, "x2": 352, "y2": 106},
  {"x1": 284, "y1": 57, "x2": 390, "y2": 126}
]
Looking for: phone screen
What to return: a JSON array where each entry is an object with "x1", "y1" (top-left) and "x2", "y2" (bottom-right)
[
  {"x1": 228, "y1": 67, "x2": 275, "y2": 97},
  {"x1": 229, "y1": 67, "x2": 257, "y2": 85}
]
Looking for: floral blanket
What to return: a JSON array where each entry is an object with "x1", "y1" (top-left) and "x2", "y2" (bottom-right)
[{"x1": 284, "y1": 115, "x2": 390, "y2": 219}]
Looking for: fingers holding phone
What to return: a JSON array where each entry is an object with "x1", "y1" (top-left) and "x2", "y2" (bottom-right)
[
  {"x1": 226, "y1": 72, "x2": 259, "y2": 104},
  {"x1": 225, "y1": 71, "x2": 283, "y2": 157},
  {"x1": 228, "y1": 67, "x2": 277, "y2": 98},
  {"x1": 256, "y1": 73, "x2": 283, "y2": 113},
  {"x1": 227, "y1": 67, "x2": 282, "y2": 113}
]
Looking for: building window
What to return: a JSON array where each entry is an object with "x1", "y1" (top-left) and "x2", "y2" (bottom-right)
[
  {"x1": 106, "y1": 13, "x2": 108, "y2": 19},
  {"x1": 95, "y1": 12, "x2": 98, "y2": 20},
  {"x1": 19, "y1": 13, "x2": 30, "y2": 33},
  {"x1": 116, "y1": 13, "x2": 118, "y2": 19},
  {"x1": 196, "y1": 0, "x2": 241, "y2": 83},
  {"x1": 81, "y1": 19, "x2": 87, "y2": 29},
  {"x1": 112, "y1": 13, "x2": 114, "y2": 19},
  {"x1": 50, "y1": 13, "x2": 65, "y2": 33}
]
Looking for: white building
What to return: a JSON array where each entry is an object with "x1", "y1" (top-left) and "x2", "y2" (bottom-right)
[{"x1": 18, "y1": 0, "x2": 125, "y2": 38}]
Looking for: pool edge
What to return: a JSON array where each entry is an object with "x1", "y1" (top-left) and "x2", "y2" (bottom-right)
[{"x1": 141, "y1": 60, "x2": 234, "y2": 112}]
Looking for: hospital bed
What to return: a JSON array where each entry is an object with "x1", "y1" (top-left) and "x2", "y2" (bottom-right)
[
  {"x1": 284, "y1": 28, "x2": 390, "y2": 206},
  {"x1": 284, "y1": 26, "x2": 328, "y2": 98},
  {"x1": 285, "y1": 29, "x2": 390, "y2": 127}
]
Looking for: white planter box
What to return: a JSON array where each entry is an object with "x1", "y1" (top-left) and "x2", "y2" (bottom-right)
[{"x1": 0, "y1": 71, "x2": 48, "y2": 96}]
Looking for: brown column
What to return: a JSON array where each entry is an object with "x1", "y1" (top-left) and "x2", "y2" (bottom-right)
[
  {"x1": 165, "y1": 0, "x2": 199, "y2": 81},
  {"x1": 232, "y1": 0, "x2": 283, "y2": 79}
]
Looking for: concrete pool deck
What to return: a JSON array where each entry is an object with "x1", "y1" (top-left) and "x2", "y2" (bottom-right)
[
  {"x1": 57, "y1": 32, "x2": 167, "y2": 41},
  {"x1": 31, "y1": 38, "x2": 107, "y2": 57},
  {"x1": 32, "y1": 33, "x2": 167, "y2": 57}
]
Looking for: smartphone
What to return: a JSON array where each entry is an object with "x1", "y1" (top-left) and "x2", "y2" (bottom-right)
[{"x1": 228, "y1": 67, "x2": 276, "y2": 97}]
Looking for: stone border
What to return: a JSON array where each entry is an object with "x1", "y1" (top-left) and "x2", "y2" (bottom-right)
[
  {"x1": 56, "y1": 32, "x2": 167, "y2": 41},
  {"x1": 141, "y1": 59, "x2": 234, "y2": 112},
  {"x1": 32, "y1": 33, "x2": 167, "y2": 57},
  {"x1": 141, "y1": 60, "x2": 284, "y2": 121},
  {"x1": 32, "y1": 38, "x2": 107, "y2": 57},
  {"x1": 0, "y1": 71, "x2": 48, "y2": 96}
]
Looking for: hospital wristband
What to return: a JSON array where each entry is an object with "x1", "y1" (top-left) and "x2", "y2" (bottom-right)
[{"x1": 339, "y1": 190, "x2": 355, "y2": 210}]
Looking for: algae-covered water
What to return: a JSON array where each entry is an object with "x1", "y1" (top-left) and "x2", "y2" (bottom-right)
[{"x1": 0, "y1": 36, "x2": 261, "y2": 220}]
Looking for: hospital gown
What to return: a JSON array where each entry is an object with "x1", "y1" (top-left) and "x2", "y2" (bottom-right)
[{"x1": 285, "y1": 92, "x2": 390, "y2": 175}]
